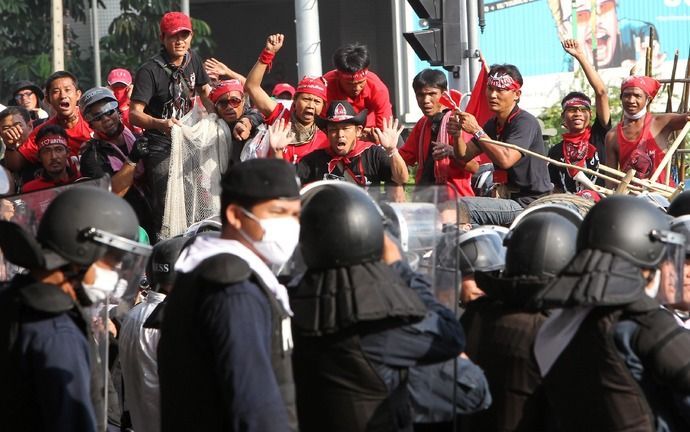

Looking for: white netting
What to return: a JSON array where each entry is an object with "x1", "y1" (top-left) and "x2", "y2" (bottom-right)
[{"x1": 162, "y1": 104, "x2": 233, "y2": 239}]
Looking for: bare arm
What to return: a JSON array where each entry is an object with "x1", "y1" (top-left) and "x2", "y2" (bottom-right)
[
  {"x1": 563, "y1": 39, "x2": 610, "y2": 126},
  {"x1": 129, "y1": 101, "x2": 179, "y2": 135},
  {"x1": 448, "y1": 113, "x2": 481, "y2": 162},
  {"x1": 110, "y1": 165, "x2": 136, "y2": 197},
  {"x1": 458, "y1": 112, "x2": 520, "y2": 168},
  {"x1": 198, "y1": 83, "x2": 215, "y2": 115},
  {"x1": 244, "y1": 34, "x2": 283, "y2": 118},
  {"x1": 604, "y1": 129, "x2": 619, "y2": 188}
]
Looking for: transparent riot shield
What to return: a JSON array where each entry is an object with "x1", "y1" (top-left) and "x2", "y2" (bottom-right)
[{"x1": 0, "y1": 177, "x2": 111, "y2": 282}]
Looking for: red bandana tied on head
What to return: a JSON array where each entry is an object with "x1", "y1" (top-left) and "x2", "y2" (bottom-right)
[
  {"x1": 487, "y1": 72, "x2": 521, "y2": 91},
  {"x1": 296, "y1": 76, "x2": 327, "y2": 102},
  {"x1": 336, "y1": 68, "x2": 368, "y2": 82},
  {"x1": 562, "y1": 97, "x2": 591, "y2": 110},
  {"x1": 621, "y1": 76, "x2": 661, "y2": 99},
  {"x1": 37, "y1": 134, "x2": 69, "y2": 151},
  {"x1": 209, "y1": 79, "x2": 244, "y2": 104},
  {"x1": 562, "y1": 127, "x2": 596, "y2": 177}
]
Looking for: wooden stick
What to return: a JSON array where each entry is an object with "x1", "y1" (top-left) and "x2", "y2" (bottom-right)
[
  {"x1": 616, "y1": 169, "x2": 636, "y2": 195},
  {"x1": 650, "y1": 121, "x2": 690, "y2": 182},
  {"x1": 667, "y1": 49, "x2": 680, "y2": 113},
  {"x1": 645, "y1": 26, "x2": 655, "y2": 77},
  {"x1": 477, "y1": 137, "x2": 675, "y2": 197}
]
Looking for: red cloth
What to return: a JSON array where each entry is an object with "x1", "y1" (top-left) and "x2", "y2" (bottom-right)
[
  {"x1": 209, "y1": 79, "x2": 244, "y2": 103},
  {"x1": 562, "y1": 127, "x2": 596, "y2": 177},
  {"x1": 323, "y1": 69, "x2": 392, "y2": 129},
  {"x1": 618, "y1": 113, "x2": 673, "y2": 185},
  {"x1": 621, "y1": 76, "x2": 661, "y2": 99},
  {"x1": 22, "y1": 159, "x2": 81, "y2": 193},
  {"x1": 107, "y1": 68, "x2": 132, "y2": 86},
  {"x1": 325, "y1": 140, "x2": 375, "y2": 177},
  {"x1": 296, "y1": 76, "x2": 327, "y2": 102},
  {"x1": 399, "y1": 114, "x2": 474, "y2": 197},
  {"x1": 20, "y1": 114, "x2": 93, "y2": 163},
  {"x1": 264, "y1": 103, "x2": 329, "y2": 164}
]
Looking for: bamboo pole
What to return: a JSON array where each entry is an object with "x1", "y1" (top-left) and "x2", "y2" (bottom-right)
[
  {"x1": 477, "y1": 137, "x2": 676, "y2": 197},
  {"x1": 650, "y1": 121, "x2": 690, "y2": 182}
]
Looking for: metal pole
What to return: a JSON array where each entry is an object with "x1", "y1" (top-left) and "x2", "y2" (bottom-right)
[
  {"x1": 451, "y1": 0, "x2": 469, "y2": 93},
  {"x1": 466, "y1": 0, "x2": 480, "y2": 86},
  {"x1": 295, "y1": 0, "x2": 323, "y2": 78},
  {"x1": 181, "y1": 0, "x2": 190, "y2": 16},
  {"x1": 92, "y1": 0, "x2": 101, "y2": 86},
  {"x1": 52, "y1": 0, "x2": 65, "y2": 71}
]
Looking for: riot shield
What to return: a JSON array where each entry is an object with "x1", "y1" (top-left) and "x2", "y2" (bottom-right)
[{"x1": 0, "y1": 176, "x2": 111, "y2": 282}]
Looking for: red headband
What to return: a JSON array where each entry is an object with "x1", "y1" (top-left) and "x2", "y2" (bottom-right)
[
  {"x1": 209, "y1": 79, "x2": 244, "y2": 104},
  {"x1": 487, "y1": 72, "x2": 521, "y2": 91},
  {"x1": 562, "y1": 97, "x2": 591, "y2": 110},
  {"x1": 336, "y1": 68, "x2": 368, "y2": 82},
  {"x1": 621, "y1": 76, "x2": 661, "y2": 99},
  {"x1": 296, "y1": 76, "x2": 327, "y2": 101},
  {"x1": 37, "y1": 134, "x2": 68, "y2": 150}
]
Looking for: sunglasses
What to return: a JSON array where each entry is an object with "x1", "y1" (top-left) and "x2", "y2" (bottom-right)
[
  {"x1": 15, "y1": 91, "x2": 34, "y2": 101},
  {"x1": 576, "y1": 0, "x2": 615, "y2": 23},
  {"x1": 89, "y1": 109, "x2": 118, "y2": 122},
  {"x1": 216, "y1": 97, "x2": 243, "y2": 109}
]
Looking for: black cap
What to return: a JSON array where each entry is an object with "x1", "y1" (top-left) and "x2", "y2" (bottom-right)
[
  {"x1": 12, "y1": 81, "x2": 44, "y2": 101},
  {"x1": 221, "y1": 158, "x2": 300, "y2": 205}
]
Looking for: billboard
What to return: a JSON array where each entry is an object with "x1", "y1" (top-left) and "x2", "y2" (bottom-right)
[{"x1": 479, "y1": 0, "x2": 690, "y2": 112}]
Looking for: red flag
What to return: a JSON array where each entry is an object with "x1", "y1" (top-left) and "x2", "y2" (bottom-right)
[{"x1": 461, "y1": 60, "x2": 492, "y2": 144}]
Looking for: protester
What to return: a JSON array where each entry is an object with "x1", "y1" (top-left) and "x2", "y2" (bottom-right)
[
  {"x1": 0, "y1": 106, "x2": 35, "y2": 187},
  {"x1": 323, "y1": 42, "x2": 393, "y2": 139},
  {"x1": 203, "y1": 57, "x2": 247, "y2": 85},
  {"x1": 399, "y1": 69, "x2": 476, "y2": 198},
  {"x1": 295, "y1": 100, "x2": 408, "y2": 186},
  {"x1": 605, "y1": 75, "x2": 690, "y2": 185},
  {"x1": 450, "y1": 64, "x2": 553, "y2": 225},
  {"x1": 9, "y1": 80, "x2": 49, "y2": 122},
  {"x1": 120, "y1": 236, "x2": 189, "y2": 432},
  {"x1": 462, "y1": 210, "x2": 580, "y2": 431},
  {"x1": 272, "y1": 82, "x2": 295, "y2": 109},
  {"x1": 106, "y1": 68, "x2": 140, "y2": 133},
  {"x1": 209, "y1": 79, "x2": 265, "y2": 165},
  {"x1": 244, "y1": 33, "x2": 329, "y2": 164},
  {"x1": 129, "y1": 11, "x2": 212, "y2": 241},
  {"x1": 548, "y1": 39, "x2": 611, "y2": 193},
  {"x1": 21, "y1": 124, "x2": 80, "y2": 193},
  {"x1": 78, "y1": 87, "x2": 154, "y2": 238},
  {"x1": 291, "y1": 182, "x2": 465, "y2": 432},
  {"x1": 0, "y1": 187, "x2": 150, "y2": 432},
  {"x1": 159, "y1": 159, "x2": 300, "y2": 432},
  {"x1": 532, "y1": 196, "x2": 690, "y2": 431},
  {"x1": 4, "y1": 71, "x2": 92, "y2": 173}
]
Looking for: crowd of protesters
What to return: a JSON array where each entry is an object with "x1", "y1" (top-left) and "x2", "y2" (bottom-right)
[{"x1": 2, "y1": 8, "x2": 690, "y2": 432}]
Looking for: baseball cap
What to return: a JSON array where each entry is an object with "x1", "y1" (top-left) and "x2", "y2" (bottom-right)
[
  {"x1": 160, "y1": 11, "x2": 192, "y2": 36},
  {"x1": 272, "y1": 83, "x2": 296, "y2": 99},
  {"x1": 107, "y1": 68, "x2": 132, "y2": 86}
]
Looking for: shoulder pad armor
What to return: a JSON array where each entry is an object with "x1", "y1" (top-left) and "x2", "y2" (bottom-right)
[{"x1": 196, "y1": 254, "x2": 252, "y2": 285}]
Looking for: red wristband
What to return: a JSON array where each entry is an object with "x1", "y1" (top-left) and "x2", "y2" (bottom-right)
[{"x1": 258, "y1": 49, "x2": 275, "y2": 71}]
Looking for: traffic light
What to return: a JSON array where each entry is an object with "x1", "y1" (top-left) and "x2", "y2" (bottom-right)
[{"x1": 403, "y1": 0, "x2": 462, "y2": 68}]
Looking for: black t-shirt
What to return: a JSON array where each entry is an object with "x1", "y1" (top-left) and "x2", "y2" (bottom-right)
[
  {"x1": 131, "y1": 49, "x2": 209, "y2": 122},
  {"x1": 547, "y1": 117, "x2": 611, "y2": 193},
  {"x1": 80, "y1": 139, "x2": 154, "y2": 237},
  {"x1": 484, "y1": 106, "x2": 553, "y2": 198},
  {"x1": 296, "y1": 145, "x2": 393, "y2": 185}
]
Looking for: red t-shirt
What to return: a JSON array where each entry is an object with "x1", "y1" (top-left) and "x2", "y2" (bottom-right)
[
  {"x1": 264, "y1": 103, "x2": 329, "y2": 164},
  {"x1": 19, "y1": 113, "x2": 93, "y2": 163},
  {"x1": 21, "y1": 160, "x2": 81, "y2": 193},
  {"x1": 322, "y1": 70, "x2": 393, "y2": 129},
  {"x1": 617, "y1": 113, "x2": 673, "y2": 185},
  {"x1": 399, "y1": 114, "x2": 474, "y2": 197}
]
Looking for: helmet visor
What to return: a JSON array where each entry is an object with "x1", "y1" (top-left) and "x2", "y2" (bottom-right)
[
  {"x1": 457, "y1": 228, "x2": 507, "y2": 275},
  {"x1": 655, "y1": 229, "x2": 687, "y2": 310}
]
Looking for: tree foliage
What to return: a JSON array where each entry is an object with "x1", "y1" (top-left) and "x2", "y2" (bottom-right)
[
  {"x1": 100, "y1": 0, "x2": 215, "y2": 79},
  {"x1": 0, "y1": 0, "x2": 99, "y2": 102}
]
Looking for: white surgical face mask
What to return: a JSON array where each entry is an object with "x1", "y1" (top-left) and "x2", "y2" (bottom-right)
[
  {"x1": 240, "y1": 208, "x2": 300, "y2": 267},
  {"x1": 81, "y1": 265, "x2": 120, "y2": 304}
]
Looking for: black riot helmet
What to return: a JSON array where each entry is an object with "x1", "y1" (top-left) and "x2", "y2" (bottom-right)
[
  {"x1": 436, "y1": 226, "x2": 507, "y2": 276},
  {"x1": 504, "y1": 212, "x2": 580, "y2": 277},
  {"x1": 668, "y1": 190, "x2": 690, "y2": 217},
  {"x1": 577, "y1": 195, "x2": 675, "y2": 268},
  {"x1": 37, "y1": 186, "x2": 145, "y2": 269},
  {"x1": 300, "y1": 182, "x2": 384, "y2": 269}
]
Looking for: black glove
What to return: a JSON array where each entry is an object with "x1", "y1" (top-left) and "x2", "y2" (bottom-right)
[{"x1": 128, "y1": 137, "x2": 150, "y2": 163}]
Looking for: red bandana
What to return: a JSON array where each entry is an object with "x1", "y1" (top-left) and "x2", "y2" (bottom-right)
[
  {"x1": 326, "y1": 140, "x2": 375, "y2": 175},
  {"x1": 37, "y1": 134, "x2": 69, "y2": 151},
  {"x1": 562, "y1": 127, "x2": 596, "y2": 177},
  {"x1": 621, "y1": 76, "x2": 661, "y2": 99},
  {"x1": 487, "y1": 72, "x2": 521, "y2": 91},
  {"x1": 336, "y1": 68, "x2": 368, "y2": 82}
]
